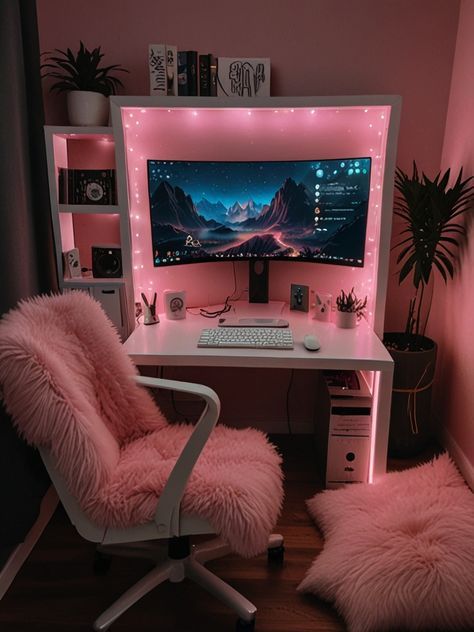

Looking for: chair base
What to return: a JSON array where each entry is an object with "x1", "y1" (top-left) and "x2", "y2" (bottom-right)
[{"x1": 93, "y1": 533, "x2": 284, "y2": 631}]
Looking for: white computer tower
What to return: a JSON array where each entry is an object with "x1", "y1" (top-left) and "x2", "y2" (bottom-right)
[{"x1": 314, "y1": 371, "x2": 373, "y2": 489}]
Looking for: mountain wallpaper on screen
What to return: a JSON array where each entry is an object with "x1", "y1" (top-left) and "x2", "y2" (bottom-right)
[{"x1": 147, "y1": 158, "x2": 371, "y2": 266}]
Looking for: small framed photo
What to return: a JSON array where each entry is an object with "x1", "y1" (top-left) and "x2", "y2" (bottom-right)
[{"x1": 217, "y1": 57, "x2": 270, "y2": 97}]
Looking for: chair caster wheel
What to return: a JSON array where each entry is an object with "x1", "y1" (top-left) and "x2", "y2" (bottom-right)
[
  {"x1": 236, "y1": 617, "x2": 255, "y2": 631},
  {"x1": 267, "y1": 544, "x2": 285, "y2": 565},
  {"x1": 93, "y1": 551, "x2": 112, "y2": 575}
]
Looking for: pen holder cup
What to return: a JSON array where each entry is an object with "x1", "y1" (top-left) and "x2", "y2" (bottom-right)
[{"x1": 144, "y1": 305, "x2": 159, "y2": 325}]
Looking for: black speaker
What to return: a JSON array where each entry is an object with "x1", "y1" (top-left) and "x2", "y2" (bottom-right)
[
  {"x1": 248, "y1": 259, "x2": 269, "y2": 303},
  {"x1": 92, "y1": 246, "x2": 123, "y2": 278}
]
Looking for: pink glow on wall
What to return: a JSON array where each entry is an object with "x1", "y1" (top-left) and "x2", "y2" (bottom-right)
[
  {"x1": 120, "y1": 105, "x2": 390, "y2": 327},
  {"x1": 73, "y1": 214, "x2": 121, "y2": 270},
  {"x1": 67, "y1": 138, "x2": 115, "y2": 170},
  {"x1": 37, "y1": 0, "x2": 462, "y2": 337},
  {"x1": 430, "y1": 0, "x2": 474, "y2": 477},
  {"x1": 53, "y1": 133, "x2": 118, "y2": 269}
]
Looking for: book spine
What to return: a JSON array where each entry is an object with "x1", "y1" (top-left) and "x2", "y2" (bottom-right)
[
  {"x1": 209, "y1": 54, "x2": 218, "y2": 96},
  {"x1": 68, "y1": 169, "x2": 74, "y2": 204},
  {"x1": 186, "y1": 51, "x2": 198, "y2": 96},
  {"x1": 199, "y1": 54, "x2": 210, "y2": 96},
  {"x1": 177, "y1": 51, "x2": 188, "y2": 96},
  {"x1": 58, "y1": 168, "x2": 65, "y2": 203},
  {"x1": 148, "y1": 44, "x2": 167, "y2": 96},
  {"x1": 110, "y1": 170, "x2": 117, "y2": 204},
  {"x1": 103, "y1": 170, "x2": 111, "y2": 204},
  {"x1": 166, "y1": 45, "x2": 178, "y2": 96}
]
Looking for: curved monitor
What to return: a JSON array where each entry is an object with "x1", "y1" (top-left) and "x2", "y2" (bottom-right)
[{"x1": 147, "y1": 157, "x2": 371, "y2": 268}]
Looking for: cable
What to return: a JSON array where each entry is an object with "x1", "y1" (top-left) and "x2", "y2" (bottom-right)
[
  {"x1": 286, "y1": 369, "x2": 294, "y2": 435},
  {"x1": 170, "y1": 389, "x2": 190, "y2": 423},
  {"x1": 197, "y1": 262, "x2": 243, "y2": 319},
  {"x1": 199, "y1": 301, "x2": 232, "y2": 318},
  {"x1": 160, "y1": 366, "x2": 190, "y2": 423}
]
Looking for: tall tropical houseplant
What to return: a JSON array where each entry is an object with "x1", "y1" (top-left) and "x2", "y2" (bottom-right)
[
  {"x1": 41, "y1": 41, "x2": 128, "y2": 125},
  {"x1": 384, "y1": 162, "x2": 474, "y2": 455}
]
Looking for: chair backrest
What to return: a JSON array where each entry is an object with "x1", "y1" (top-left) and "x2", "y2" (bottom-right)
[{"x1": 0, "y1": 292, "x2": 166, "y2": 502}]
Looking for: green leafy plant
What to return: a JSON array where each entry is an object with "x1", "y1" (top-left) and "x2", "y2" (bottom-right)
[
  {"x1": 336, "y1": 288, "x2": 367, "y2": 318},
  {"x1": 41, "y1": 41, "x2": 128, "y2": 96},
  {"x1": 393, "y1": 162, "x2": 474, "y2": 346}
]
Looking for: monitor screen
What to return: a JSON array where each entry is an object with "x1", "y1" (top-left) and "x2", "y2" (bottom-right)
[{"x1": 147, "y1": 157, "x2": 371, "y2": 267}]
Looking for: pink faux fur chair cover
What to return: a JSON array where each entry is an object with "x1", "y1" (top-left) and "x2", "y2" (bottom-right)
[{"x1": 0, "y1": 293, "x2": 283, "y2": 557}]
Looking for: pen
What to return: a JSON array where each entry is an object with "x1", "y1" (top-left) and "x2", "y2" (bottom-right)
[
  {"x1": 141, "y1": 292, "x2": 149, "y2": 307},
  {"x1": 152, "y1": 292, "x2": 157, "y2": 308}
]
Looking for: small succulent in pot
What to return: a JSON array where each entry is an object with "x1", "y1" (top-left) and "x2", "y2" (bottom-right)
[
  {"x1": 41, "y1": 41, "x2": 128, "y2": 96},
  {"x1": 335, "y1": 288, "x2": 367, "y2": 329},
  {"x1": 336, "y1": 288, "x2": 367, "y2": 317}
]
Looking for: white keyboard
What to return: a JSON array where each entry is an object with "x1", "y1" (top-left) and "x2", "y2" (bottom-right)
[{"x1": 198, "y1": 327, "x2": 294, "y2": 350}]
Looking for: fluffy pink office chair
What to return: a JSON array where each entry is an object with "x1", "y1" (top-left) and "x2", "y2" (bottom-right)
[{"x1": 0, "y1": 292, "x2": 284, "y2": 631}]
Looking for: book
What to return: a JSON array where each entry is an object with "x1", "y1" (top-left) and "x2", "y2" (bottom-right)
[
  {"x1": 58, "y1": 167, "x2": 66, "y2": 203},
  {"x1": 186, "y1": 51, "x2": 198, "y2": 96},
  {"x1": 177, "y1": 51, "x2": 188, "y2": 96},
  {"x1": 199, "y1": 54, "x2": 210, "y2": 96},
  {"x1": 148, "y1": 44, "x2": 167, "y2": 95},
  {"x1": 166, "y1": 45, "x2": 178, "y2": 96},
  {"x1": 209, "y1": 54, "x2": 218, "y2": 96},
  {"x1": 217, "y1": 57, "x2": 271, "y2": 97}
]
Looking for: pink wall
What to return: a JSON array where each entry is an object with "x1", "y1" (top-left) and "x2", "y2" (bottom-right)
[
  {"x1": 120, "y1": 104, "x2": 391, "y2": 333},
  {"x1": 36, "y1": 1, "x2": 465, "y2": 432},
  {"x1": 36, "y1": 0, "x2": 460, "y2": 332},
  {"x1": 429, "y1": 0, "x2": 474, "y2": 471}
]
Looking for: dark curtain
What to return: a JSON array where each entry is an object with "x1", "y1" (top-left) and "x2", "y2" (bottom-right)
[{"x1": 0, "y1": 0, "x2": 57, "y2": 568}]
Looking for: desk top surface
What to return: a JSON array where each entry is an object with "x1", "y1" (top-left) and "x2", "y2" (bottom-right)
[{"x1": 123, "y1": 301, "x2": 393, "y2": 371}]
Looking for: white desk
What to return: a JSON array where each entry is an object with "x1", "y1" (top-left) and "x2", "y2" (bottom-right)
[{"x1": 123, "y1": 302, "x2": 394, "y2": 480}]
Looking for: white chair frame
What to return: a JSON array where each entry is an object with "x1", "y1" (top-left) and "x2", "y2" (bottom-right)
[{"x1": 39, "y1": 375, "x2": 283, "y2": 631}]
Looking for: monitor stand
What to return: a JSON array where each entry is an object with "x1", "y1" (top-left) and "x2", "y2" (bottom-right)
[{"x1": 248, "y1": 259, "x2": 269, "y2": 303}]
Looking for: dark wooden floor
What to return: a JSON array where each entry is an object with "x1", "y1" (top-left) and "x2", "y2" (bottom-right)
[{"x1": 0, "y1": 436, "x2": 438, "y2": 632}]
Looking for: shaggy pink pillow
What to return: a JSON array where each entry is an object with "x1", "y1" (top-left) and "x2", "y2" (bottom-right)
[{"x1": 298, "y1": 454, "x2": 474, "y2": 631}]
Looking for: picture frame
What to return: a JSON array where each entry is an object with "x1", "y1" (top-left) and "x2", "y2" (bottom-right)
[{"x1": 217, "y1": 57, "x2": 270, "y2": 97}]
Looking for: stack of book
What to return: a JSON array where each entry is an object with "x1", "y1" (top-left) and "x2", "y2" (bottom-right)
[{"x1": 149, "y1": 44, "x2": 217, "y2": 96}]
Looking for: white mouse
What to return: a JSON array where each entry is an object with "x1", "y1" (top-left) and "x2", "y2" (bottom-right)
[{"x1": 303, "y1": 333, "x2": 321, "y2": 351}]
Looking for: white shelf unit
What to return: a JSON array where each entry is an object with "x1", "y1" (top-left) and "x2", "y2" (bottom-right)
[
  {"x1": 44, "y1": 126, "x2": 134, "y2": 338},
  {"x1": 110, "y1": 96, "x2": 400, "y2": 476},
  {"x1": 110, "y1": 95, "x2": 401, "y2": 339}
]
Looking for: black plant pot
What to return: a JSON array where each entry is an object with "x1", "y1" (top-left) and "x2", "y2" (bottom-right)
[{"x1": 383, "y1": 333, "x2": 437, "y2": 457}]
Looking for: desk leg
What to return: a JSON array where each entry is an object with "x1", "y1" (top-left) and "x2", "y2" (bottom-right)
[{"x1": 370, "y1": 364, "x2": 394, "y2": 482}]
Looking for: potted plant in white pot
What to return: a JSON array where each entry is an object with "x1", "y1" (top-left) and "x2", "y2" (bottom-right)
[
  {"x1": 384, "y1": 162, "x2": 473, "y2": 456},
  {"x1": 41, "y1": 41, "x2": 128, "y2": 126},
  {"x1": 335, "y1": 288, "x2": 367, "y2": 329}
]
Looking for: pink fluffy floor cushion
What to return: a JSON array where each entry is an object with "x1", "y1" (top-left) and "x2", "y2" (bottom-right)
[
  {"x1": 0, "y1": 292, "x2": 283, "y2": 557},
  {"x1": 298, "y1": 454, "x2": 474, "y2": 631}
]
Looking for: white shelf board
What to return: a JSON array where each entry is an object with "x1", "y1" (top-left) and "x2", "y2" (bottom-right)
[
  {"x1": 63, "y1": 277, "x2": 125, "y2": 287},
  {"x1": 58, "y1": 204, "x2": 120, "y2": 214},
  {"x1": 44, "y1": 125, "x2": 113, "y2": 139}
]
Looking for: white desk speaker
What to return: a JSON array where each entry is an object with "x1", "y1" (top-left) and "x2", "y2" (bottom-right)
[
  {"x1": 63, "y1": 248, "x2": 82, "y2": 278},
  {"x1": 163, "y1": 289, "x2": 186, "y2": 320}
]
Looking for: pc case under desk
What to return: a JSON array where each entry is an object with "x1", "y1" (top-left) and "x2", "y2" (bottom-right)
[{"x1": 314, "y1": 370, "x2": 372, "y2": 488}]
